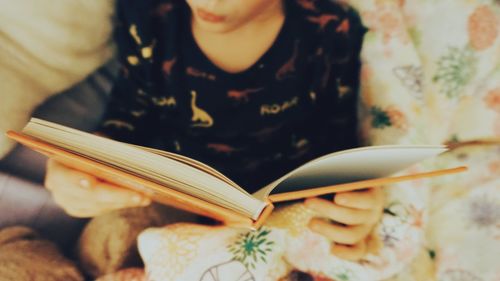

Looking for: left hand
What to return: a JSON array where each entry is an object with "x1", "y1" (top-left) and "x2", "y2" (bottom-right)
[{"x1": 305, "y1": 187, "x2": 384, "y2": 261}]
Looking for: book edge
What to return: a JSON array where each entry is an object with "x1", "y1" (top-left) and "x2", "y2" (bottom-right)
[
  {"x1": 267, "y1": 166, "x2": 467, "y2": 202},
  {"x1": 7, "y1": 130, "x2": 263, "y2": 227}
]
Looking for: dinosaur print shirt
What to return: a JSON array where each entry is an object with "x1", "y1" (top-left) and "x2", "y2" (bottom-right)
[{"x1": 98, "y1": 0, "x2": 366, "y2": 192}]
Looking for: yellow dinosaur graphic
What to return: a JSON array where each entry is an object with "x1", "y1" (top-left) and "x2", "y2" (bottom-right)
[
  {"x1": 190, "y1": 91, "x2": 213, "y2": 128},
  {"x1": 129, "y1": 24, "x2": 142, "y2": 45},
  {"x1": 129, "y1": 24, "x2": 155, "y2": 60},
  {"x1": 152, "y1": 96, "x2": 177, "y2": 107}
]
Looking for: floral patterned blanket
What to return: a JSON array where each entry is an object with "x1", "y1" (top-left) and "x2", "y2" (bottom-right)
[{"x1": 98, "y1": 0, "x2": 500, "y2": 280}]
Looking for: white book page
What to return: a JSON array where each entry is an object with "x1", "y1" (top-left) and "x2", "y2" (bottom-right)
[
  {"x1": 134, "y1": 145, "x2": 245, "y2": 192},
  {"x1": 252, "y1": 145, "x2": 447, "y2": 200},
  {"x1": 24, "y1": 118, "x2": 268, "y2": 220}
]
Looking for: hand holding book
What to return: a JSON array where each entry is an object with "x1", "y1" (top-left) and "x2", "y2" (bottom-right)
[
  {"x1": 45, "y1": 151, "x2": 384, "y2": 261},
  {"x1": 305, "y1": 187, "x2": 384, "y2": 261},
  {"x1": 45, "y1": 158, "x2": 151, "y2": 217},
  {"x1": 7, "y1": 118, "x2": 469, "y2": 228}
]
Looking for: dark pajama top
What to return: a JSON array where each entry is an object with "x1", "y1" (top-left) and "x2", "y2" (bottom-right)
[{"x1": 98, "y1": 0, "x2": 366, "y2": 192}]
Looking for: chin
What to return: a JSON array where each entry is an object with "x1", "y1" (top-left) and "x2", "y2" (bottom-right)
[{"x1": 193, "y1": 19, "x2": 239, "y2": 34}]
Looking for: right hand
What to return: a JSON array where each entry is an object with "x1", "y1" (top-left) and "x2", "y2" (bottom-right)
[{"x1": 45, "y1": 158, "x2": 151, "y2": 218}]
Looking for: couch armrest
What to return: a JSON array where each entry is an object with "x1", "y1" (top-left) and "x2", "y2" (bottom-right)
[
  {"x1": 0, "y1": 60, "x2": 119, "y2": 183},
  {"x1": 0, "y1": 171, "x2": 87, "y2": 250}
]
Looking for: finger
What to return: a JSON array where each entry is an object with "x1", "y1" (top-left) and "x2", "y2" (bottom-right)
[
  {"x1": 46, "y1": 175, "x2": 98, "y2": 200},
  {"x1": 47, "y1": 158, "x2": 150, "y2": 206},
  {"x1": 93, "y1": 182, "x2": 151, "y2": 208},
  {"x1": 365, "y1": 232, "x2": 384, "y2": 254},
  {"x1": 45, "y1": 158, "x2": 64, "y2": 191},
  {"x1": 46, "y1": 159, "x2": 150, "y2": 216},
  {"x1": 304, "y1": 197, "x2": 372, "y2": 225},
  {"x1": 52, "y1": 184, "x2": 149, "y2": 218},
  {"x1": 45, "y1": 159, "x2": 98, "y2": 191},
  {"x1": 51, "y1": 191, "x2": 102, "y2": 218},
  {"x1": 64, "y1": 206, "x2": 100, "y2": 218},
  {"x1": 334, "y1": 188, "x2": 381, "y2": 210},
  {"x1": 309, "y1": 218, "x2": 372, "y2": 245},
  {"x1": 331, "y1": 240, "x2": 367, "y2": 261}
]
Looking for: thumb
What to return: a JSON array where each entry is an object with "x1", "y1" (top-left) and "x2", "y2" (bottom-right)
[{"x1": 93, "y1": 181, "x2": 152, "y2": 208}]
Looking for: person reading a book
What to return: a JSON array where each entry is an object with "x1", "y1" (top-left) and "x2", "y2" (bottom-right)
[{"x1": 45, "y1": 0, "x2": 384, "y2": 261}]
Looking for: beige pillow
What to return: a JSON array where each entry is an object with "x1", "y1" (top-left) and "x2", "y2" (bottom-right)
[
  {"x1": 0, "y1": 0, "x2": 115, "y2": 158},
  {"x1": 0, "y1": 226, "x2": 84, "y2": 281},
  {"x1": 77, "y1": 204, "x2": 198, "y2": 278}
]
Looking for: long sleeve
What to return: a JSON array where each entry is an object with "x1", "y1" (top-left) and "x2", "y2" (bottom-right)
[
  {"x1": 312, "y1": 5, "x2": 367, "y2": 151},
  {"x1": 96, "y1": 0, "x2": 159, "y2": 145}
]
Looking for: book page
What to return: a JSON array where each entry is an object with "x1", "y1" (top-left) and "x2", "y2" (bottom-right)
[
  {"x1": 252, "y1": 145, "x2": 447, "y2": 200},
  {"x1": 134, "y1": 145, "x2": 246, "y2": 193},
  {"x1": 23, "y1": 118, "x2": 268, "y2": 220}
]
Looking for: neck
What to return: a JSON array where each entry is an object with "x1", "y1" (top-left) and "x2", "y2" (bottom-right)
[{"x1": 189, "y1": 1, "x2": 285, "y2": 73}]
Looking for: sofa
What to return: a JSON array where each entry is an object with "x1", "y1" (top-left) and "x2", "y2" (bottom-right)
[
  {"x1": 0, "y1": 61, "x2": 117, "y2": 250},
  {"x1": 0, "y1": 0, "x2": 498, "y2": 280}
]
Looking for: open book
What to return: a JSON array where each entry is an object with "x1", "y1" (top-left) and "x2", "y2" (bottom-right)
[{"x1": 7, "y1": 118, "x2": 466, "y2": 228}]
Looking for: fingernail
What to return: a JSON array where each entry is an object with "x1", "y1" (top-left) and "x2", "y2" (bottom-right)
[{"x1": 79, "y1": 179, "x2": 91, "y2": 189}]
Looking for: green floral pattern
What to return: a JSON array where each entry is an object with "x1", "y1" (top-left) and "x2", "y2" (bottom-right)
[
  {"x1": 227, "y1": 228, "x2": 275, "y2": 269},
  {"x1": 370, "y1": 106, "x2": 392, "y2": 129},
  {"x1": 432, "y1": 46, "x2": 477, "y2": 98}
]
